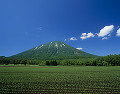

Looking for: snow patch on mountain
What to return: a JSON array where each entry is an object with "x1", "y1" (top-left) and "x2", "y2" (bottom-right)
[
  {"x1": 55, "y1": 43, "x2": 58, "y2": 48},
  {"x1": 49, "y1": 42, "x2": 53, "y2": 48},
  {"x1": 62, "y1": 44, "x2": 65, "y2": 46},
  {"x1": 38, "y1": 45, "x2": 44, "y2": 49},
  {"x1": 34, "y1": 47, "x2": 38, "y2": 50},
  {"x1": 60, "y1": 45, "x2": 63, "y2": 47}
]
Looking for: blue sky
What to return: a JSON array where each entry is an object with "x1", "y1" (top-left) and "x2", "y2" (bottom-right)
[{"x1": 1, "y1": 0, "x2": 120, "y2": 57}]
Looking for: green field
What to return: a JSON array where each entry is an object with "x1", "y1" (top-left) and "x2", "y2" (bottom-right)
[{"x1": 0, "y1": 65, "x2": 120, "y2": 94}]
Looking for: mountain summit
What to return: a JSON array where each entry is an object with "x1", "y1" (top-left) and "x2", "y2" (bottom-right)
[{"x1": 10, "y1": 41, "x2": 97, "y2": 60}]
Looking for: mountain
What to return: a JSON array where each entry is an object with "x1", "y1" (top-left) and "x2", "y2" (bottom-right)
[
  {"x1": 10, "y1": 41, "x2": 97, "y2": 60},
  {"x1": 0, "y1": 56, "x2": 6, "y2": 59}
]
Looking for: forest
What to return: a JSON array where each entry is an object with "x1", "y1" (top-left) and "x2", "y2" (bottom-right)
[{"x1": 0, "y1": 54, "x2": 120, "y2": 66}]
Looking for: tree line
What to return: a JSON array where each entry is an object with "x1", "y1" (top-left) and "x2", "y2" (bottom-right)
[{"x1": 0, "y1": 54, "x2": 120, "y2": 66}]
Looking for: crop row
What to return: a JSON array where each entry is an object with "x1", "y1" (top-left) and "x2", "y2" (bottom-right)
[{"x1": 0, "y1": 66, "x2": 120, "y2": 93}]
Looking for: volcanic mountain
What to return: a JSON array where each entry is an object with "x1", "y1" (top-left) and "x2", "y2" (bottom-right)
[{"x1": 10, "y1": 41, "x2": 97, "y2": 60}]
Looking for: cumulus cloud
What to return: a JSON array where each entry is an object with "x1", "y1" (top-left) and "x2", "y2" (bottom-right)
[
  {"x1": 76, "y1": 48, "x2": 83, "y2": 50},
  {"x1": 70, "y1": 37, "x2": 77, "y2": 40},
  {"x1": 67, "y1": 25, "x2": 117, "y2": 41},
  {"x1": 97, "y1": 25, "x2": 114, "y2": 37},
  {"x1": 80, "y1": 32, "x2": 95, "y2": 40},
  {"x1": 116, "y1": 28, "x2": 120, "y2": 36}
]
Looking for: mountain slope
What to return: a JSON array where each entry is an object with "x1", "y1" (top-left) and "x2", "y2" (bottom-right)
[{"x1": 10, "y1": 41, "x2": 97, "y2": 60}]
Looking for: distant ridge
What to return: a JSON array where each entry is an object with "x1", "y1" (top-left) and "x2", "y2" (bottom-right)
[{"x1": 10, "y1": 41, "x2": 97, "y2": 60}]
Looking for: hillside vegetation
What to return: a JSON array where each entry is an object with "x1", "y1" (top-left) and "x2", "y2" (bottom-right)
[
  {"x1": 0, "y1": 54, "x2": 120, "y2": 66},
  {"x1": 0, "y1": 41, "x2": 120, "y2": 66},
  {"x1": 9, "y1": 41, "x2": 96, "y2": 60}
]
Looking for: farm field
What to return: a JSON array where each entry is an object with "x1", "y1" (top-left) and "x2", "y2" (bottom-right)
[{"x1": 0, "y1": 65, "x2": 120, "y2": 94}]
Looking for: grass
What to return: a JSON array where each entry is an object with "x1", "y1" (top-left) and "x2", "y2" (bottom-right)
[{"x1": 0, "y1": 65, "x2": 120, "y2": 93}]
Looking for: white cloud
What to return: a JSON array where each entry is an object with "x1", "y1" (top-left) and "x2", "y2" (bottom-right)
[
  {"x1": 82, "y1": 33, "x2": 87, "y2": 36},
  {"x1": 97, "y1": 25, "x2": 114, "y2": 37},
  {"x1": 80, "y1": 32, "x2": 95, "y2": 40},
  {"x1": 70, "y1": 37, "x2": 77, "y2": 40},
  {"x1": 116, "y1": 28, "x2": 120, "y2": 36},
  {"x1": 76, "y1": 48, "x2": 83, "y2": 50},
  {"x1": 87, "y1": 32, "x2": 95, "y2": 38},
  {"x1": 102, "y1": 37, "x2": 108, "y2": 40},
  {"x1": 64, "y1": 39, "x2": 67, "y2": 42}
]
